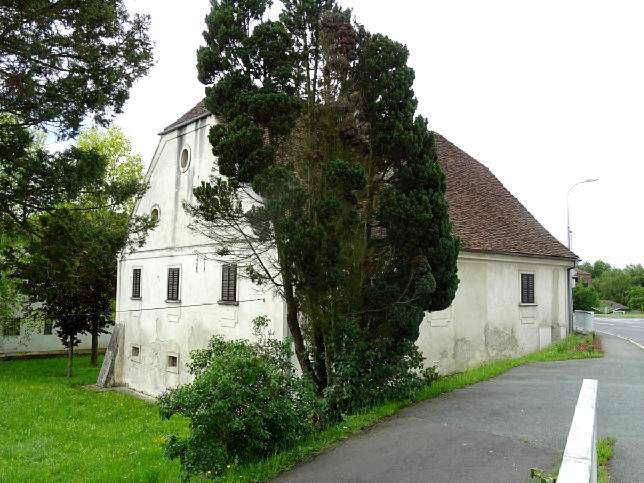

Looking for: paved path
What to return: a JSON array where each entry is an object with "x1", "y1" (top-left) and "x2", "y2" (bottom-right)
[{"x1": 271, "y1": 334, "x2": 644, "y2": 482}]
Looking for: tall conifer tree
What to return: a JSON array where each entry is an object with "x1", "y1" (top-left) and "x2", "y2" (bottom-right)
[{"x1": 191, "y1": 0, "x2": 459, "y2": 406}]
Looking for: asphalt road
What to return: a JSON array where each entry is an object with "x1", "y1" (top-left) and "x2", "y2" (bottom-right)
[
  {"x1": 595, "y1": 316, "x2": 644, "y2": 347},
  {"x1": 270, "y1": 334, "x2": 644, "y2": 483}
]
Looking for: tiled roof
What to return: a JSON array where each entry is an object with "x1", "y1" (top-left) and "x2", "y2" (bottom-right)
[
  {"x1": 161, "y1": 103, "x2": 576, "y2": 261},
  {"x1": 161, "y1": 101, "x2": 210, "y2": 133},
  {"x1": 435, "y1": 134, "x2": 577, "y2": 260}
]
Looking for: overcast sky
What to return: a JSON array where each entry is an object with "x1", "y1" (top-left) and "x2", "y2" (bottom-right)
[{"x1": 118, "y1": 0, "x2": 644, "y2": 269}]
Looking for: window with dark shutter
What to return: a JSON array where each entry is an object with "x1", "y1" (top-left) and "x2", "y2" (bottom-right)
[
  {"x1": 221, "y1": 263, "x2": 237, "y2": 302},
  {"x1": 132, "y1": 268, "x2": 141, "y2": 299},
  {"x1": 3, "y1": 318, "x2": 20, "y2": 336},
  {"x1": 521, "y1": 273, "x2": 535, "y2": 304},
  {"x1": 167, "y1": 267, "x2": 180, "y2": 301}
]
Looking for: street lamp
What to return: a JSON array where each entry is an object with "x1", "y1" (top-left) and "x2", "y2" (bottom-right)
[
  {"x1": 566, "y1": 178, "x2": 597, "y2": 335},
  {"x1": 566, "y1": 178, "x2": 597, "y2": 250}
]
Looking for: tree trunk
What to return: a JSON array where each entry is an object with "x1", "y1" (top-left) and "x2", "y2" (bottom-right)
[
  {"x1": 90, "y1": 317, "x2": 99, "y2": 366},
  {"x1": 67, "y1": 335, "x2": 75, "y2": 377},
  {"x1": 282, "y1": 271, "x2": 323, "y2": 394}
]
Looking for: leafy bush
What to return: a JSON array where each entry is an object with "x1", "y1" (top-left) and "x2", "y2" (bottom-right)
[
  {"x1": 626, "y1": 286, "x2": 644, "y2": 312},
  {"x1": 322, "y1": 317, "x2": 435, "y2": 418},
  {"x1": 572, "y1": 281, "x2": 600, "y2": 311},
  {"x1": 157, "y1": 317, "x2": 318, "y2": 480}
]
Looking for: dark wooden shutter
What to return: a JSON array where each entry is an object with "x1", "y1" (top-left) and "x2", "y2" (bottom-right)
[
  {"x1": 132, "y1": 268, "x2": 141, "y2": 298},
  {"x1": 221, "y1": 264, "x2": 237, "y2": 302},
  {"x1": 521, "y1": 273, "x2": 534, "y2": 304},
  {"x1": 167, "y1": 268, "x2": 180, "y2": 300}
]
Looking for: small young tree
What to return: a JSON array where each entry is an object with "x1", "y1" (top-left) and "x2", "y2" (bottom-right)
[
  {"x1": 75, "y1": 125, "x2": 148, "y2": 364},
  {"x1": 2, "y1": 128, "x2": 152, "y2": 375},
  {"x1": 572, "y1": 281, "x2": 601, "y2": 312}
]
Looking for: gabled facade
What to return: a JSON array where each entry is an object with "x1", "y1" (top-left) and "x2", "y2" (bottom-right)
[
  {"x1": 112, "y1": 103, "x2": 286, "y2": 396},
  {"x1": 110, "y1": 103, "x2": 577, "y2": 396}
]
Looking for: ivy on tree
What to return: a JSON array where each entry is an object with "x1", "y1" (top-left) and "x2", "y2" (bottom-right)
[{"x1": 189, "y1": 0, "x2": 460, "y2": 412}]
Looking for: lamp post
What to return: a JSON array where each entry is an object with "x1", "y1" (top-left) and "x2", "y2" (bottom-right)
[
  {"x1": 566, "y1": 178, "x2": 597, "y2": 335},
  {"x1": 566, "y1": 178, "x2": 597, "y2": 250}
]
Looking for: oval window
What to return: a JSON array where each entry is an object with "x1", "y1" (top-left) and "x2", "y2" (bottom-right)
[
  {"x1": 180, "y1": 147, "x2": 190, "y2": 171},
  {"x1": 151, "y1": 208, "x2": 159, "y2": 221}
]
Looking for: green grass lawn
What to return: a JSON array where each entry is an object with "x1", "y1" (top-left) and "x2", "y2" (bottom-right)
[
  {"x1": 0, "y1": 333, "x2": 601, "y2": 483},
  {"x1": 0, "y1": 355, "x2": 188, "y2": 482}
]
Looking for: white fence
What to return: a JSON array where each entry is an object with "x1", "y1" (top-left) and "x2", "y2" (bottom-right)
[
  {"x1": 573, "y1": 310, "x2": 595, "y2": 332},
  {"x1": 557, "y1": 379, "x2": 599, "y2": 483}
]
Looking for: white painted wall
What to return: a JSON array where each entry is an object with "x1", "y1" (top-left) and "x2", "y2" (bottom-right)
[
  {"x1": 114, "y1": 114, "x2": 286, "y2": 397},
  {"x1": 417, "y1": 251, "x2": 572, "y2": 375},
  {"x1": 0, "y1": 326, "x2": 111, "y2": 356},
  {"x1": 114, "y1": 112, "x2": 574, "y2": 396}
]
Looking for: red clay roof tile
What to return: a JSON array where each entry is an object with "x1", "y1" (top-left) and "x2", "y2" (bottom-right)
[{"x1": 435, "y1": 133, "x2": 577, "y2": 260}]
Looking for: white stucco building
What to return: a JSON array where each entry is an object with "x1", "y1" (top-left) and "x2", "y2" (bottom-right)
[
  {"x1": 110, "y1": 104, "x2": 286, "y2": 396},
  {"x1": 107, "y1": 103, "x2": 577, "y2": 397},
  {"x1": 419, "y1": 251, "x2": 572, "y2": 375},
  {"x1": 419, "y1": 135, "x2": 577, "y2": 375}
]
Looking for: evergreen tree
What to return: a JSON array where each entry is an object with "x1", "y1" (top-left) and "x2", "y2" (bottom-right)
[
  {"x1": 190, "y1": 0, "x2": 459, "y2": 409},
  {"x1": 0, "y1": 0, "x2": 153, "y2": 225},
  {"x1": 1, "y1": 0, "x2": 152, "y2": 136}
]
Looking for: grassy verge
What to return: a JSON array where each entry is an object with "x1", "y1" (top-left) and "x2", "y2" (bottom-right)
[
  {"x1": 596, "y1": 312, "x2": 642, "y2": 318},
  {"x1": 218, "y1": 332, "x2": 601, "y2": 482},
  {"x1": 0, "y1": 333, "x2": 600, "y2": 482},
  {"x1": 597, "y1": 437, "x2": 615, "y2": 483},
  {"x1": 417, "y1": 331, "x2": 601, "y2": 401},
  {"x1": 529, "y1": 434, "x2": 613, "y2": 483},
  {"x1": 0, "y1": 355, "x2": 188, "y2": 482}
]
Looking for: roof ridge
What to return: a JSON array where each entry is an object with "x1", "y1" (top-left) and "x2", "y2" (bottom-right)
[{"x1": 161, "y1": 100, "x2": 209, "y2": 134}]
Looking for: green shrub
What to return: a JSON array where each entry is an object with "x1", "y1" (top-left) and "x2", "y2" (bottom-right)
[
  {"x1": 572, "y1": 281, "x2": 600, "y2": 311},
  {"x1": 157, "y1": 317, "x2": 318, "y2": 480},
  {"x1": 322, "y1": 317, "x2": 434, "y2": 418}
]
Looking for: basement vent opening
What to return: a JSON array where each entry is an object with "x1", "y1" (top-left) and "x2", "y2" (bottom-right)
[
  {"x1": 131, "y1": 345, "x2": 140, "y2": 362},
  {"x1": 167, "y1": 353, "x2": 179, "y2": 373}
]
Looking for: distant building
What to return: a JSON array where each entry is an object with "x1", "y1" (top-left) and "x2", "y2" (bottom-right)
[
  {"x1": 1, "y1": 315, "x2": 110, "y2": 358},
  {"x1": 572, "y1": 268, "x2": 593, "y2": 286}
]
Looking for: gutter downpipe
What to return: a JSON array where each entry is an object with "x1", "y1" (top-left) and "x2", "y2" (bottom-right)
[{"x1": 567, "y1": 262, "x2": 577, "y2": 335}]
